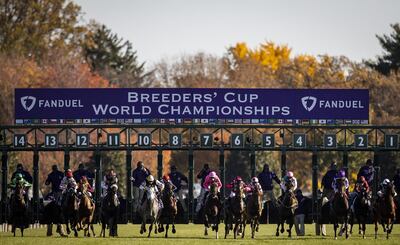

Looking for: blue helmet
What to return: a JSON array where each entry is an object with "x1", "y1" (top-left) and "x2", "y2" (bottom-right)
[{"x1": 338, "y1": 169, "x2": 346, "y2": 178}]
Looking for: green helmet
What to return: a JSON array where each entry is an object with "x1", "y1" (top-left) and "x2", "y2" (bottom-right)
[{"x1": 15, "y1": 173, "x2": 23, "y2": 180}]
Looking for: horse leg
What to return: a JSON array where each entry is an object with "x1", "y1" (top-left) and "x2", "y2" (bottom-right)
[
  {"x1": 204, "y1": 226, "x2": 208, "y2": 236},
  {"x1": 345, "y1": 220, "x2": 349, "y2": 239},
  {"x1": 172, "y1": 221, "x2": 176, "y2": 234},
  {"x1": 280, "y1": 222, "x2": 285, "y2": 234},
  {"x1": 233, "y1": 222, "x2": 238, "y2": 239},
  {"x1": 204, "y1": 215, "x2": 209, "y2": 236},
  {"x1": 148, "y1": 222, "x2": 152, "y2": 238},
  {"x1": 374, "y1": 220, "x2": 378, "y2": 239},
  {"x1": 215, "y1": 223, "x2": 219, "y2": 239},
  {"x1": 47, "y1": 224, "x2": 53, "y2": 236},
  {"x1": 362, "y1": 222, "x2": 366, "y2": 239},
  {"x1": 275, "y1": 223, "x2": 280, "y2": 237},
  {"x1": 90, "y1": 224, "x2": 95, "y2": 237},
  {"x1": 165, "y1": 223, "x2": 169, "y2": 238},
  {"x1": 241, "y1": 222, "x2": 246, "y2": 239},
  {"x1": 288, "y1": 222, "x2": 293, "y2": 238},
  {"x1": 334, "y1": 223, "x2": 338, "y2": 240},
  {"x1": 140, "y1": 221, "x2": 145, "y2": 234}
]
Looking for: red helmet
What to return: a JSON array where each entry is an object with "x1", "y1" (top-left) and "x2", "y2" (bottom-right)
[
  {"x1": 163, "y1": 175, "x2": 170, "y2": 181},
  {"x1": 66, "y1": 169, "x2": 72, "y2": 178}
]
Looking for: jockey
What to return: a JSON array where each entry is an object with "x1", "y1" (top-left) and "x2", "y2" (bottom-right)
[
  {"x1": 331, "y1": 169, "x2": 349, "y2": 197},
  {"x1": 202, "y1": 171, "x2": 222, "y2": 207},
  {"x1": 280, "y1": 171, "x2": 297, "y2": 193},
  {"x1": 140, "y1": 175, "x2": 164, "y2": 208},
  {"x1": 246, "y1": 177, "x2": 263, "y2": 196},
  {"x1": 226, "y1": 176, "x2": 245, "y2": 198},
  {"x1": 102, "y1": 169, "x2": 118, "y2": 197},
  {"x1": 354, "y1": 176, "x2": 370, "y2": 194},
  {"x1": 79, "y1": 176, "x2": 94, "y2": 198},
  {"x1": 161, "y1": 175, "x2": 177, "y2": 193},
  {"x1": 377, "y1": 178, "x2": 397, "y2": 198},
  {"x1": 59, "y1": 169, "x2": 77, "y2": 205},
  {"x1": 8, "y1": 173, "x2": 32, "y2": 199}
]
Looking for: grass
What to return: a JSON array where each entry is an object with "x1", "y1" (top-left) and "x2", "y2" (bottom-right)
[{"x1": 1, "y1": 224, "x2": 400, "y2": 245}]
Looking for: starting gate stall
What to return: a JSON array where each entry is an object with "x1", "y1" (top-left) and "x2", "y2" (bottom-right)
[{"x1": 1, "y1": 124, "x2": 400, "y2": 234}]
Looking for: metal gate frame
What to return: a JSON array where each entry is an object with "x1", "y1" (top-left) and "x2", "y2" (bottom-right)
[{"x1": 1, "y1": 124, "x2": 399, "y2": 233}]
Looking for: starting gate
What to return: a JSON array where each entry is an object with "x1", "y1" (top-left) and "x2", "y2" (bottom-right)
[{"x1": 1, "y1": 124, "x2": 399, "y2": 234}]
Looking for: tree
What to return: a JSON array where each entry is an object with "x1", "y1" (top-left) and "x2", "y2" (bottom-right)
[
  {"x1": 367, "y1": 23, "x2": 400, "y2": 75},
  {"x1": 83, "y1": 23, "x2": 146, "y2": 87},
  {"x1": 0, "y1": 0, "x2": 85, "y2": 59}
]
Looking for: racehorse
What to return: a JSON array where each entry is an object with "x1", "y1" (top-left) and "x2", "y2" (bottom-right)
[
  {"x1": 331, "y1": 178, "x2": 349, "y2": 239},
  {"x1": 224, "y1": 182, "x2": 246, "y2": 239},
  {"x1": 100, "y1": 185, "x2": 120, "y2": 237},
  {"x1": 9, "y1": 183, "x2": 28, "y2": 237},
  {"x1": 276, "y1": 183, "x2": 297, "y2": 238},
  {"x1": 63, "y1": 188, "x2": 79, "y2": 237},
  {"x1": 349, "y1": 188, "x2": 371, "y2": 239},
  {"x1": 204, "y1": 182, "x2": 222, "y2": 239},
  {"x1": 78, "y1": 188, "x2": 96, "y2": 237},
  {"x1": 374, "y1": 182, "x2": 396, "y2": 239},
  {"x1": 159, "y1": 182, "x2": 178, "y2": 238},
  {"x1": 43, "y1": 193, "x2": 66, "y2": 237},
  {"x1": 246, "y1": 186, "x2": 263, "y2": 239},
  {"x1": 139, "y1": 185, "x2": 162, "y2": 237}
]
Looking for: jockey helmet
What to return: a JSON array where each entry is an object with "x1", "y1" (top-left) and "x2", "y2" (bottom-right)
[
  {"x1": 209, "y1": 171, "x2": 217, "y2": 178},
  {"x1": 287, "y1": 171, "x2": 294, "y2": 178},
  {"x1": 235, "y1": 176, "x2": 242, "y2": 182},
  {"x1": 338, "y1": 169, "x2": 346, "y2": 178},
  {"x1": 163, "y1": 175, "x2": 170, "y2": 181},
  {"x1": 382, "y1": 178, "x2": 390, "y2": 186},
  {"x1": 146, "y1": 175, "x2": 155, "y2": 183},
  {"x1": 251, "y1": 177, "x2": 259, "y2": 183},
  {"x1": 66, "y1": 169, "x2": 73, "y2": 178},
  {"x1": 111, "y1": 184, "x2": 118, "y2": 191},
  {"x1": 15, "y1": 173, "x2": 23, "y2": 180}
]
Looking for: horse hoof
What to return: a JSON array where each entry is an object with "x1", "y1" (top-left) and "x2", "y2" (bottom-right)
[
  {"x1": 276, "y1": 231, "x2": 279, "y2": 237},
  {"x1": 172, "y1": 228, "x2": 176, "y2": 234},
  {"x1": 334, "y1": 237, "x2": 337, "y2": 240},
  {"x1": 140, "y1": 230, "x2": 143, "y2": 235}
]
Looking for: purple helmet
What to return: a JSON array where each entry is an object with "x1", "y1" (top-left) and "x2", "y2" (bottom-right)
[{"x1": 338, "y1": 169, "x2": 346, "y2": 178}]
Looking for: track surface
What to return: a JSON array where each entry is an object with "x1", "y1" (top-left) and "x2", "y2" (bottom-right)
[{"x1": 1, "y1": 224, "x2": 400, "y2": 244}]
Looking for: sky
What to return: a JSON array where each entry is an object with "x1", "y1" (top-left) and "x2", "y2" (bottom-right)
[{"x1": 75, "y1": 0, "x2": 400, "y2": 67}]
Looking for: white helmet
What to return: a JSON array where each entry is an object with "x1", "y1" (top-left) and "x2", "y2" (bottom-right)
[
  {"x1": 146, "y1": 175, "x2": 155, "y2": 182},
  {"x1": 382, "y1": 178, "x2": 390, "y2": 185},
  {"x1": 252, "y1": 177, "x2": 259, "y2": 183},
  {"x1": 209, "y1": 171, "x2": 217, "y2": 178}
]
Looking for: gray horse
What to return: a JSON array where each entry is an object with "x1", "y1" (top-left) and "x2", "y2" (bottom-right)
[{"x1": 139, "y1": 186, "x2": 162, "y2": 237}]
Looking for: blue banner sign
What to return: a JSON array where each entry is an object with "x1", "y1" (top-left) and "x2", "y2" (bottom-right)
[{"x1": 15, "y1": 88, "x2": 369, "y2": 124}]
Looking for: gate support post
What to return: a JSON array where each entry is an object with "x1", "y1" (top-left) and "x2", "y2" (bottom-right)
[
  {"x1": 188, "y1": 149, "x2": 194, "y2": 222},
  {"x1": 64, "y1": 149, "x2": 70, "y2": 171},
  {"x1": 219, "y1": 149, "x2": 225, "y2": 199},
  {"x1": 343, "y1": 151, "x2": 349, "y2": 177},
  {"x1": 312, "y1": 151, "x2": 320, "y2": 235},
  {"x1": 126, "y1": 150, "x2": 132, "y2": 223},
  {"x1": 94, "y1": 151, "x2": 102, "y2": 219},
  {"x1": 33, "y1": 151, "x2": 39, "y2": 224},
  {"x1": 373, "y1": 151, "x2": 380, "y2": 200},
  {"x1": 280, "y1": 149, "x2": 287, "y2": 195},
  {"x1": 157, "y1": 150, "x2": 163, "y2": 180},
  {"x1": 1, "y1": 151, "x2": 8, "y2": 224},
  {"x1": 250, "y1": 150, "x2": 256, "y2": 178}
]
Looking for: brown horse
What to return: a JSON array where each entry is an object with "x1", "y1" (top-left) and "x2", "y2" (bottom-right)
[
  {"x1": 276, "y1": 183, "x2": 298, "y2": 238},
  {"x1": 246, "y1": 186, "x2": 263, "y2": 239},
  {"x1": 78, "y1": 189, "x2": 96, "y2": 237},
  {"x1": 204, "y1": 182, "x2": 222, "y2": 239},
  {"x1": 159, "y1": 182, "x2": 178, "y2": 238},
  {"x1": 63, "y1": 188, "x2": 79, "y2": 237},
  {"x1": 374, "y1": 182, "x2": 396, "y2": 239},
  {"x1": 9, "y1": 183, "x2": 28, "y2": 237},
  {"x1": 331, "y1": 178, "x2": 349, "y2": 239},
  {"x1": 224, "y1": 182, "x2": 246, "y2": 239}
]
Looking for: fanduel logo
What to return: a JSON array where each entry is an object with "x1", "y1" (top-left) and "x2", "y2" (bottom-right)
[
  {"x1": 21, "y1": 96, "x2": 36, "y2": 111},
  {"x1": 301, "y1": 96, "x2": 317, "y2": 112}
]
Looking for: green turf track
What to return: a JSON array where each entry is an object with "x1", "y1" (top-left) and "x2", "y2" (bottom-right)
[{"x1": 1, "y1": 224, "x2": 400, "y2": 245}]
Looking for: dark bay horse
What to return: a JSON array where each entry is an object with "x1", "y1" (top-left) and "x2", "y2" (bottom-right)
[
  {"x1": 43, "y1": 193, "x2": 66, "y2": 237},
  {"x1": 100, "y1": 186, "x2": 120, "y2": 237},
  {"x1": 63, "y1": 188, "x2": 79, "y2": 237},
  {"x1": 204, "y1": 182, "x2": 222, "y2": 239},
  {"x1": 140, "y1": 186, "x2": 162, "y2": 237},
  {"x1": 331, "y1": 178, "x2": 349, "y2": 239},
  {"x1": 374, "y1": 182, "x2": 396, "y2": 239},
  {"x1": 9, "y1": 184, "x2": 28, "y2": 237},
  {"x1": 77, "y1": 189, "x2": 96, "y2": 237},
  {"x1": 159, "y1": 182, "x2": 178, "y2": 238},
  {"x1": 246, "y1": 186, "x2": 263, "y2": 239},
  {"x1": 224, "y1": 182, "x2": 246, "y2": 239},
  {"x1": 349, "y1": 188, "x2": 371, "y2": 239},
  {"x1": 276, "y1": 184, "x2": 298, "y2": 238}
]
